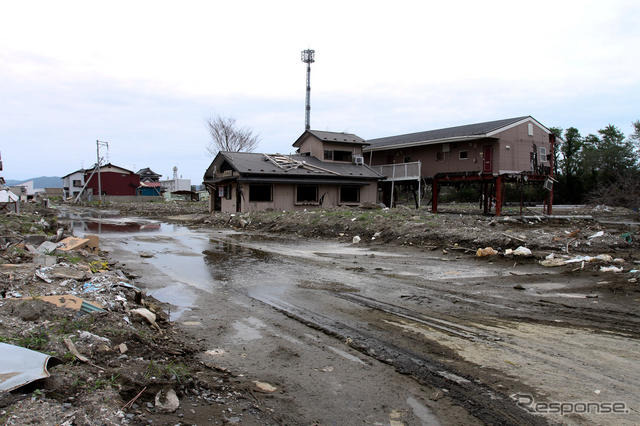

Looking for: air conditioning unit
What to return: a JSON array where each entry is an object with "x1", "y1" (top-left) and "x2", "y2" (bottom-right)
[{"x1": 353, "y1": 156, "x2": 364, "y2": 165}]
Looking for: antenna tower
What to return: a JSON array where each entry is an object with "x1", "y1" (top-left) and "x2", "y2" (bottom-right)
[{"x1": 301, "y1": 49, "x2": 315, "y2": 131}]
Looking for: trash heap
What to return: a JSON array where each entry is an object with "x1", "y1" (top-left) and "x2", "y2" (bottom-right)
[{"x1": 0, "y1": 210, "x2": 275, "y2": 425}]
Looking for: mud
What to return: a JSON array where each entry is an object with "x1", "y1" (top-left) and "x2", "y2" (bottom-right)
[{"x1": 65, "y1": 203, "x2": 640, "y2": 425}]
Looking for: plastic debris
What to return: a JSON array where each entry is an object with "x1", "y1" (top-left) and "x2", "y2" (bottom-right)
[
  {"x1": 600, "y1": 266, "x2": 623, "y2": 273},
  {"x1": 621, "y1": 232, "x2": 633, "y2": 243},
  {"x1": 131, "y1": 308, "x2": 160, "y2": 330},
  {"x1": 512, "y1": 246, "x2": 532, "y2": 257},
  {"x1": 476, "y1": 247, "x2": 498, "y2": 257},
  {"x1": 352, "y1": 236, "x2": 361, "y2": 244},
  {"x1": 588, "y1": 231, "x2": 604, "y2": 239},
  {"x1": 253, "y1": 381, "x2": 277, "y2": 392}
]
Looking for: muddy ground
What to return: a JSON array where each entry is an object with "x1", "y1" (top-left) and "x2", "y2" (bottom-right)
[
  {"x1": 2, "y1": 201, "x2": 639, "y2": 425},
  {"x1": 0, "y1": 206, "x2": 280, "y2": 425}
]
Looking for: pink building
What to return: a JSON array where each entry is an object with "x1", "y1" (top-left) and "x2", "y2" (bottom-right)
[{"x1": 364, "y1": 116, "x2": 557, "y2": 215}]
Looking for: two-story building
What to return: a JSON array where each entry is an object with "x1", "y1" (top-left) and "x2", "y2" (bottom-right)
[
  {"x1": 364, "y1": 116, "x2": 557, "y2": 215},
  {"x1": 62, "y1": 169, "x2": 87, "y2": 199},
  {"x1": 203, "y1": 130, "x2": 383, "y2": 213}
]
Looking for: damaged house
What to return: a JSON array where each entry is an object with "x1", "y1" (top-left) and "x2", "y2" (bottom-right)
[
  {"x1": 203, "y1": 130, "x2": 383, "y2": 213},
  {"x1": 364, "y1": 116, "x2": 557, "y2": 215}
]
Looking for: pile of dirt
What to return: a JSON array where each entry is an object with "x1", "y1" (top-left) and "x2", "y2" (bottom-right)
[
  {"x1": 0, "y1": 210, "x2": 278, "y2": 425},
  {"x1": 192, "y1": 204, "x2": 639, "y2": 260}
]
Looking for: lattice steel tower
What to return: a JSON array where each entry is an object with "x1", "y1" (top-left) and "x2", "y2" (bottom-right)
[{"x1": 301, "y1": 49, "x2": 315, "y2": 130}]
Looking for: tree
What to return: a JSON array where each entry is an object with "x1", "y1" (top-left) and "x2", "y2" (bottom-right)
[
  {"x1": 549, "y1": 126, "x2": 563, "y2": 178},
  {"x1": 558, "y1": 127, "x2": 583, "y2": 203},
  {"x1": 206, "y1": 115, "x2": 259, "y2": 157},
  {"x1": 561, "y1": 127, "x2": 583, "y2": 179}
]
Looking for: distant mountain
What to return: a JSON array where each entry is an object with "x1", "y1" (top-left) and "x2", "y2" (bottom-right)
[{"x1": 4, "y1": 176, "x2": 62, "y2": 188}]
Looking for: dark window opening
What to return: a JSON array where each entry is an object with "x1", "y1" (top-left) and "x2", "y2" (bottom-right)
[
  {"x1": 324, "y1": 150, "x2": 332, "y2": 160},
  {"x1": 249, "y1": 184, "x2": 272, "y2": 202},
  {"x1": 340, "y1": 186, "x2": 360, "y2": 203},
  {"x1": 403, "y1": 156, "x2": 411, "y2": 163},
  {"x1": 333, "y1": 150, "x2": 352, "y2": 162},
  {"x1": 296, "y1": 185, "x2": 318, "y2": 203},
  {"x1": 436, "y1": 152, "x2": 444, "y2": 161},
  {"x1": 459, "y1": 151, "x2": 468, "y2": 160},
  {"x1": 72, "y1": 180, "x2": 82, "y2": 187},
  {"x1": 223, "y1": 185, "x2": 232, "y2": 200}
]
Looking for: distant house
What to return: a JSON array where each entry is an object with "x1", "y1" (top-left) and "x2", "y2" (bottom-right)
[
  {"x1": 9, "y1": 180, "x2": 35, "y2": 201},
  {"x1": 61, "y1": 169, "x2": 87, "y2": 199},
  {"x1": 84, "y1": 163, "x2": 140, "y2": 196},
  {"x1": 203, "y1": 130, "x2": 383, "y2": 213},
  {"x1": 364, "y1": 116, "x2": 557, "y2": 215},
  {"x1": 136, "y1": 168, "x2": 162, "y2": 183},
  {"x1": 137, "y1": 181, "x2": 164, "y2": 196}
]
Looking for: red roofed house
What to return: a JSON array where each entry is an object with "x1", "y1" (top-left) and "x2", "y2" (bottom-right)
[{"x1": 84, "y1": 163, "x2": 140, "y2": 196}]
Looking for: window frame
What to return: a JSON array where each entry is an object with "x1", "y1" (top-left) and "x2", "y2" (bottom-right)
[
  {"x1": 249, "y1": 183, "x2": 273, "y2": 202},
  {"x1": 339, "y1": 185, "x2": 360, "y2": 204},
  {"x1": 459, "y1": 151, "x2": 469, "y2": 160},
  {"x1": 296, "y1": 184, "x2": 319, "y2": 204},
  {"x1": 539, "y1": 146, "x2": 547, "y2": 159}
]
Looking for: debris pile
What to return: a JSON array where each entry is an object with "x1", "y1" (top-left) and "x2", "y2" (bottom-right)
[{"x1": 0, "y1": 208, "x2": 277, "y2": 425}]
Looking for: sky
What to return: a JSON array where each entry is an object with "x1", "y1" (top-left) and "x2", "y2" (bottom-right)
[{"x1": 1, "y1": 0, "x2": 639, "y2": 183}]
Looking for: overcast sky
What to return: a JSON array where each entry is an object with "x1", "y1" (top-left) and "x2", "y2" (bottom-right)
[{"x1": 1, "y1": 0, "x2": 639, "y2": 183}]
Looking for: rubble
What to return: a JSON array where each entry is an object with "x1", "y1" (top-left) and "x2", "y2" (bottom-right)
[{"x1": 0, "y1": 205, "x2": 279, "y2": 425}]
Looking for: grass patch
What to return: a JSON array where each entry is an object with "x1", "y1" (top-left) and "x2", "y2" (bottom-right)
[{"x1": 15, "y1": 330, "x2": 49, "y2": 351}]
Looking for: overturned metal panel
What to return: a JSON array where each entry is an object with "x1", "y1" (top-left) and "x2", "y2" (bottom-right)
[{"x1": 0, "y1": 343, "x2": 58, "y2": 392}]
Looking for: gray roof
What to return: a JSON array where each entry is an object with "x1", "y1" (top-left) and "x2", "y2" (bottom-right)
[
  {"x1": 365, "y1": 116, "x2": 533, "y2": 150},
  {"x1": 293, "y1": 130, "x2": 368, "y2": 147},
  {"x1": 204, "y1": 152, "x2": 382, "y2": 182}
]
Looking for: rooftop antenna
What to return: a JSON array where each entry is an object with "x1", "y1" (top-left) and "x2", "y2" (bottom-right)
[{"x1": 301, "y1": 49, "x2": 315, "y2": 131}]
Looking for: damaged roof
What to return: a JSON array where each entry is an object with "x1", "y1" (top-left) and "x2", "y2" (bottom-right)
[
  {"x1": 292, "y1": 130, "x2": 368, "y2": 147},
  {"x1": 364, "y1": 116, "x2": 548, "y2": 151},
  {"x1": 204, "y1": 152, "x2": 382, "y2": 183}
]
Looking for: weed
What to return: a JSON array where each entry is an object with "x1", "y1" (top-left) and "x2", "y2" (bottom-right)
[
  {"x1": 16, "y1": 330, "x2": 49, "y2": 351},
  {"x1": 89, "y1": 374, "x2": 119, "y2": 392},
  {"x1": 56, "y1": 252, "x2": 82, "y2": 264},
  {"x1": 32, "y1": 389, "x2": 44, "y2": 399},
  {"x1": 144, "y1": 360, "x2": 190, "y2": 383},
  {"x1": 89, "y1": 260, "x2": 109, "y2": 273}
]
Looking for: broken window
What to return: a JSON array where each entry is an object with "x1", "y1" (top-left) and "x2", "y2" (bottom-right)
[
  {"x1": 340, "y1": 185, "x2": 360, "y2": 203},
  {"x1": 459, "y1": 151, "x2": 468, "y2": 160},
  {"x1": 296, "y1": 185, "x2": 318, "y2": 203},
  {"x1": 72, "y1": 180, "x2": 82, "y2": 187},
  {"x1": 249, "y1": 184, "x2": 272, "y2": 202}
]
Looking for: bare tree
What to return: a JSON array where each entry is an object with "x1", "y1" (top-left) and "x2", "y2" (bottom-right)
[{"x1": 206, "y1": 115, "x2": 259, "y2": 157}]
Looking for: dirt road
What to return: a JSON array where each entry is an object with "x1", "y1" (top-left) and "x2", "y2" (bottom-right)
[{"x1": 70, "y1": 211, "x2": 640, "y2": 425}]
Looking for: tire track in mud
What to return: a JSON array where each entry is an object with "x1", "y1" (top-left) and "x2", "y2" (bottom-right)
[
  {"x1": 334, "y1": 293, "x2": 499, "y2": 342},
  {"x1": 251, "y1": 295, "x2": 546, "y2": 426}
]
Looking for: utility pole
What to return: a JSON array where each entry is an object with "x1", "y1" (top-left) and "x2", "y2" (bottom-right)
[
  {"x1": 301, "y1": 49, "x2": 315, "y2": 131},
  {"x1": 96, "y1": 140, "x2": 109, "y2": 203}
]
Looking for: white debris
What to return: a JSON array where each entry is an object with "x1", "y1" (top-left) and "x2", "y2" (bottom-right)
[
  {"x1": 588, "y1": 231, "x2": 604, "y2": 239},
  {"x1": 352, "y1": 236, "x2": 361, "y2": 244},
  {"x1": 155, "y1": 388, "x2": 179, "y2": 413},
  {"x1": 512, "y1": 246, "x2": 532, "y2": 257},
  {"x1": 600, "y1": 266, "x2": 623, "y2": 273}
]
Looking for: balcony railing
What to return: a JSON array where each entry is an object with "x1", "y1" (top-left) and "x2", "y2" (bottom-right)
[{"x1": 371, "y1": 161, "x2": 421, "y2": 181}]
